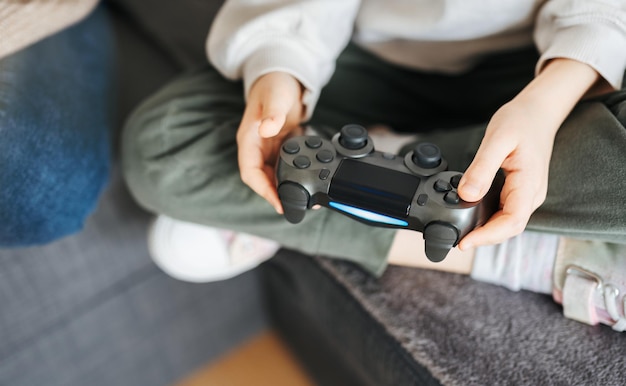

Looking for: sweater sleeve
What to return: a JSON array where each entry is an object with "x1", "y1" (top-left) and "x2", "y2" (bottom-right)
[
  {"x1": 207, "y1": 0, "x2": 361, "y2": 120},
  {"x1": 0, "y1": 0, "x2": 99, "y2": 59},
  {"x1": 534, "y1": 0, "x2": 626, "y2": 90}
]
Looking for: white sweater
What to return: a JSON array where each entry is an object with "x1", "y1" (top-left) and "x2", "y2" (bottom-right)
[{"x1": 207, "y1": 0, "x2": 626, "y2": 118}]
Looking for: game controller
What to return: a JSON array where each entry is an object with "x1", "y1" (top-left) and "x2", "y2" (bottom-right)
[{"x1": 275, "y1": 124, "x2": 504, "y2": 262}]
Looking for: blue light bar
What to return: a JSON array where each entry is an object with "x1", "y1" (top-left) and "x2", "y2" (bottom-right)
[{"x1": 329, "y1": 202, "x2": 409, "y2": 227}]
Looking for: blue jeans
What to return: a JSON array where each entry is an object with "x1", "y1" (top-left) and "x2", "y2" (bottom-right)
[{"x1": 0, "y1": 7, "x2": 113, "y2": 246}]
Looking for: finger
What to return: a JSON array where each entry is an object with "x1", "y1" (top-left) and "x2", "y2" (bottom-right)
[
  {"x1": 259, "y1": 100, "x2": 289, "y2": 138},
  {"x1": 458, "y1": 135, "x2": 514, "y2": 202},
  {"x1": 239, "y1": 152, "x2": 283, "y2": 213},
  {"x1": 458, "y1": 185, "x2": 534, "y2": 249},
  {"x1": 237, "y1": 121, "x2": 282, "y2": 213}
]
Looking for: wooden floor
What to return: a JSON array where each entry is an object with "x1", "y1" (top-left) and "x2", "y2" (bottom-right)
[{"x1": 175, "y1": 330, "x2": 315, "y2": 386}]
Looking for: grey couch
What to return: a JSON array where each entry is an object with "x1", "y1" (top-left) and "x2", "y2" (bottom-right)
[
  {"x1": 2, "y1": 2, "x2": 624, "y2": 386},
  {"x1": 0, "y1": 3, "x2": 267, "y2": 386}
]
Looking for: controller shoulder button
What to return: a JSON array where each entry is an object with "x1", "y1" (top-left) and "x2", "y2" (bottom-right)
[
  {"x1": 434, "y1": 179, "x2": 452, "y2": 192},
  {"x1": 424, "y1": 223, "x2": 459, "y2": 262},
  {"x1": 293, "y1": 155, "x2": 311, "y2": 169},
  {"x1": 316, "y1": 149, "x2": 334, "y2": 163},
  {"x1": 278, "y1": 183, "x2": 310, "y2": 224}
]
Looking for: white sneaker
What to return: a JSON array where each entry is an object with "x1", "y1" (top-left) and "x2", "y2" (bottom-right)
[{"x1": 148, "y1": 215, "x2": 280, "y2": 283}]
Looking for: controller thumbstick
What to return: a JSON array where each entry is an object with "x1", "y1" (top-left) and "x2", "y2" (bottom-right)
[
  {"x1": 339, "y1": 124, "x2": 368, "y2": 150},
  {"x1": 412, "y1": 143, "x2": 442, "y2": 168}
]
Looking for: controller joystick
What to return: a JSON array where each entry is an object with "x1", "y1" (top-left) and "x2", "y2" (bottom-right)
[
  {"x1": 412, "y1": 142, "x2": 442, "y2": 168},
  {"x1": 275, "y1": 128, "x2": 504, "y2": 262},
  {"x1": 339, "y1": 124, "x2": 368, "y2": 149}
]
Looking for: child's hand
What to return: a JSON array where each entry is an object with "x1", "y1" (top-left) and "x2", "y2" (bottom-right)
[
  {"x1": 456, "y1": 58, "x2": 601, "y2": 250},
  {"x1": 237, "y1": 72, "x2": 305, "y2": 213},
  {"x1": 457, "y1": 99, "x2": 556, "y2": 249}
]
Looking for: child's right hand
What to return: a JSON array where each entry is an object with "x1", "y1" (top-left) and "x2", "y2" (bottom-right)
[{"x1": 237, "y1": 72, "x2": 305, "y2": 213}]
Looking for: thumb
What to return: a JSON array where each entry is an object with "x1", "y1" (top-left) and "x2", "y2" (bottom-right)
[
  {"x1": 458, "y1": 140, "x2": 510, "y2": 202},
  {"x1": 258, "y1": 100, "x2": 289, "y2": 138}
]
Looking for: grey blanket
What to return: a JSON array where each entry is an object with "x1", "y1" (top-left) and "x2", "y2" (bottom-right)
[{"x1": 319, "y1": 258, "x2": 625, "y2": 385}]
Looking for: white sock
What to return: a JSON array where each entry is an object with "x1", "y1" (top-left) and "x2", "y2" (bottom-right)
[{"x1": 470, "y1": 232, "x2": 560, "y2": 294}]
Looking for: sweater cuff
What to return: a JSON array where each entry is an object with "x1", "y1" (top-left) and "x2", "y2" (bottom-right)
[
  {"x1": 242, "y1": 43, "x2": 328, "y2": 121},
  {"x1": 536, "y1": 24, "x2": 626, "y2": 90}
]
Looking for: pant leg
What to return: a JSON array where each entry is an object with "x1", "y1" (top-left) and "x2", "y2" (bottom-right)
[
  {"x1": 122, "y1": 43, "x2": 540, "y2": 275},
  {"x1": 122, "y1": 67, "x2": 396, "y2": 275},
  {"x1": 316, "y1": 44, "x2": 626, "y2": 243},
  {"x1": 525, "y1": 89, "x2": 626, "y2": 243},
  {"x1": 0, "y1": 7, "x2": 113, "y2": 247}
]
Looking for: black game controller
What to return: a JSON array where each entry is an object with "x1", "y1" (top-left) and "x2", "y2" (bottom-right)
[{"x1": 275, "y1": 124, "x2": 503, "y2": 262}]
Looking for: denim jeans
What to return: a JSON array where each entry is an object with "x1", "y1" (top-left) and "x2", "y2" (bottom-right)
[{"x1": 0, "y1": 7, "x2": 113, "y2": 246}]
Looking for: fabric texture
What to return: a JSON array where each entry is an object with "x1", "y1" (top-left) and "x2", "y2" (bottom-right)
[
  {"x1": 121, "y1": 65, "x2": 395, "y2": 275},
  {"x1": 208, "y1": 0, "x2": 626, "y2": 117},
  {"x1": 0, "y1": 167, "x2": 268, "y2": 386},
  {"x1": 0, "y1": 4, "x2": 268, "y2": 385},
  {"x1": 471, "y1": 231, "x2": 559, "y2": 294},
  {"x1": 123, "y1": 42, "x2": 626, "y2": 277},
  {"x1": 263, "y1": 251, "x2": 626, "y2": 386},
  {"x1": 0, "y1": 0, "x2": 98, "y2": 59},
  {"x1": 0, "y1": 6, "x2": 112, "y2": 246},
  {"x1": 553, "y1": 238, "x2": 626, "y2": 330}
]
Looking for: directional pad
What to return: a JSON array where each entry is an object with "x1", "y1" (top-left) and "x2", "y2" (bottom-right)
[
  {"x1": 444, "y1": 191, "x2": 460, "y2": 205},
  {"x1": 450, "y1": 174, "x2": 462, "y2": 189}
]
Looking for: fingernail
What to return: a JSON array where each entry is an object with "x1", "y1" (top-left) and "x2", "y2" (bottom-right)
[{"x1": 461, "y1": 183, "x2": 480, "y2": 198}]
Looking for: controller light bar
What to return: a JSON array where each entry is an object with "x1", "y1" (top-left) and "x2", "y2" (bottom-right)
[{"x1": 329, "y1": 202, "x2": 409, "y2": 227}]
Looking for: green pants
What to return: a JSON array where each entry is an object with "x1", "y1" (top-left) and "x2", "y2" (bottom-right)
[{"x1": 122, "y1": 44, "x2": 626, "y2": 275}]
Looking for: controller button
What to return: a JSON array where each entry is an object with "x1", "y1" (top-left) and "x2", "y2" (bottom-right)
[
  {"x1": 339, "y1": 124, "x2": 368, "y2": 149},
  {"x1": 305, "y1": 137, "x2": 323, "y2": 149},
  {"x1": 383, "y1": 153, "x2": 396, "y2": 160},
  {"x1": 424, "y1": 223, "x2": 459, "y2": 262},
  {"x1": 450, "y1": 174, "x2": 462, "y2": 189},
  {"x1": 316, "y1": 149, "x2": 334, "y2": 163},
  {"x1": 283, "y1": 140, "x2": 300, "y2": 154},
  {"x1": 278, "y1": 183, "x2": 310, "y2": 224},
  {"x1": 412, "y1": 143, "x2": 442, "y2": 168},
  {"x1": 434, "y1": 179, "x2": 452, "y2": 192},
  {"x1": 319, "y1": 168, "x2": 331, "y2": 180},
  {"x1": 417, "y1": 194, "x2": 428, "y2": 206},
  {"x1": 293, "y1": 155, "x2": 311, "y2": 169},
  {"x1": 444, "y1": 191, "x2": 460, "y2": 205}
]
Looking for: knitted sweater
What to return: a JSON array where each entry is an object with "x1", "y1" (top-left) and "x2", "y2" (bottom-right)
[
  {"x1": 208, "y1": 0, "x2": 626, "y2": 118},
  {"x1": 0, "y1": 0, "x2": 98, "y2": 59}
]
